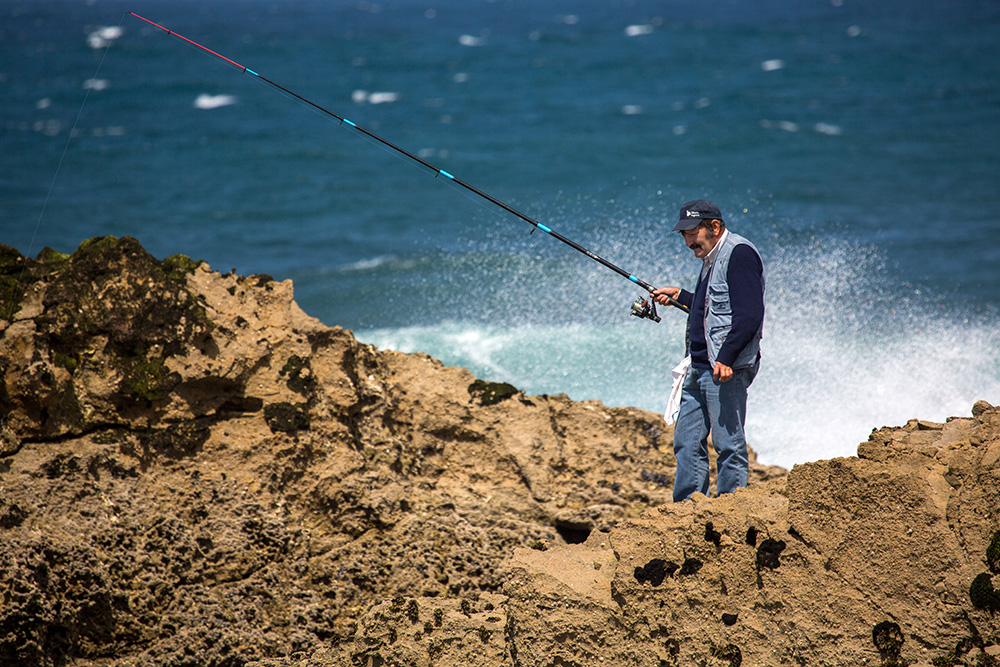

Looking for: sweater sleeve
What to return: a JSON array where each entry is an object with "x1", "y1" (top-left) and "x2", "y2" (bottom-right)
[{"x1": 716, "y1": 244, "x2": 764, "y2": 367}]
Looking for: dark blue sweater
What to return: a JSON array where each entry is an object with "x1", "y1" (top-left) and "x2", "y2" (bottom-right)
[{"x1": 678, "y1": 244, "x2": 765, "y2": 370}]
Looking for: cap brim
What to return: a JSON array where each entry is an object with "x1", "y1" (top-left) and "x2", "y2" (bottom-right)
[{"x1": 672, "y1": 218, "x2": 704, "y2": 232}]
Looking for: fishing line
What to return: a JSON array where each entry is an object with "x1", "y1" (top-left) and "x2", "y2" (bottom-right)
[
  {"x1": 3, "y1": 14, "x2": 126, "y2": 325},
  {"x1": 127, "y1": 12, "x2": 687, "y2": 321}
]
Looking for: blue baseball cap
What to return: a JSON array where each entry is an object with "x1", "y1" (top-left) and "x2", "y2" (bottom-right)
[{"x1": 673, "y1": 199, "x2": 723, "y2": 231}]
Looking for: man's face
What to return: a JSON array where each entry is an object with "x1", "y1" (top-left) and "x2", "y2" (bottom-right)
[{"x1": 679, "y1": 220, "x2": 723, "y2": 259}]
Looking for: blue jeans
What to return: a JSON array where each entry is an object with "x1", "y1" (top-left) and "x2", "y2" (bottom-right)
[{"x1": 672, "y1": 361, "x2": 758, "y2": 501}]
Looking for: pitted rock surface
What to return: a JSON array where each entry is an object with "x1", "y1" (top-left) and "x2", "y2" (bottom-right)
[{"x1": 1, "y1": 237, "x2": 996, "y2": 666}]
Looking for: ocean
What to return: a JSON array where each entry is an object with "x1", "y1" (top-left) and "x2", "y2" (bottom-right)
[{"x1": 3, "y1": 0, "x2": 998, "y2": 469}]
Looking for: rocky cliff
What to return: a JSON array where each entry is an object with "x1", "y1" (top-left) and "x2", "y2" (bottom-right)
[{"x1": 0, "y1": 237, "x2": 996, "y2": 667}]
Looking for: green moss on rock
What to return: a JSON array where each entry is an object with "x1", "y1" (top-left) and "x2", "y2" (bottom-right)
[
  {"x1": 36, "y1": 247, "x2": 70, "y2": 264},
  {"x1": 119, "y1": 354, "x2": 180, "y2": 403},
  {"x1": 264, "y1": 402, "x2": 310, "y2": 432},
  {"x1": 986, "y1": 530, "x2": 1000, "y2": 574},
  {"x1": 0, "y1": 426, "x2": 20, "y2": 457},
  {"x1": 468, "y1": 379, "x2": 519, "y2": 406},
  {"x1": 0, "y1": 244, "x2": 26, "y2": 320},
  {"x1": 31, "y1": 237, "x2": 215, "y2": 410},
  {"x1": 135, "y1": 423, "x2": 210, "y2": 460},
  {"x1": 872, "y1": 620, "x2": 904, "y2": 653},
  {"x1": 970, "y1": 572, "x2": 999, "y2": 612},
  {"x1": 280, "y1": 355, "x2": 315, "y2": 396},
  {"x1": 52, "y1": 351, "x2": 79, "y2": 374},
  {"x1": 74, "y1": 235, "x2": 119, "y2": 257},
  {"x1": 0, "y1": 244, "x2": 25, "y2": 275},
  {"x1": 162, "y1": 253, "x2": 201, "y2": 281}
]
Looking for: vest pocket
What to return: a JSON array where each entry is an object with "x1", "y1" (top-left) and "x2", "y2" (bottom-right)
[{"x1": 708, "y1": 286, "x2": 731, "y2": 314}]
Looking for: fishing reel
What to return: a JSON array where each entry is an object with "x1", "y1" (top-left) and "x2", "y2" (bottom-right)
[{"x1": 629, "y1": 295, "x2": 660, "y2": 323}]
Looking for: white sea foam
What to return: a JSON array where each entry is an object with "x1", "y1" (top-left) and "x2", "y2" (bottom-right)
[
  {"x1": 34, "y1": 120, "x2": 62, "y2": 136},
  {"x1": 761, "y1": 59, "x2": 785, "y2": 72},
  {"x1": 625, "y1": 24, "x2": 654, "y2": 37},
  {"x1": 352, "y1": 90, "x2": 400, "y2": 104},
  {"x1": 339, "y1": 256, "x2": 396, "y2": 272},
  {"x1": 87, "y1": 26, "x2": 124, "y2": 49},
  {"x1": 459, "y1": 34, "x2": 486, "y2": 47},
  {"x1": 814, "y1": 122, "x2": 843, "y2": 136},
  {"x1": 747, "y1": 242, "x2": 1000, "y2": 467},
  {"x1": 368, "y1": 92, "x2": 399, "y2": 105},
  {"x1": 193, "y1": 94, "x2": 237, "y2": 110},
  {"x1": 761, "y1": 119, "x2": 800, "y2": 132},
  {"x1": 355, "y1": 242, "x2": 1000, "y2": 470}
]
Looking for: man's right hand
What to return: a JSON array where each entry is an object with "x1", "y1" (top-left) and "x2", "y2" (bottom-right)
[{"x1": 651, "y1": 286, "x2": 681, "y2": 307}]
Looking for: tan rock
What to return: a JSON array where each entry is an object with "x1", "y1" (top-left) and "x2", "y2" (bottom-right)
[{"x1": 1, "y1": 237, "x2": 997, "y2": 667}]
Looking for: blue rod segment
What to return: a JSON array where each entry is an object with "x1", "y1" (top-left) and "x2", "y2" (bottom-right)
[
  {"x1": 438, "y1": 169, "x2": 455, "y2": 180},
  {"x1": 628, "y1": 275, "x2": 638, "y2": 283},
  {"x1": 245, "y1": 68, "x2": 259, "y2": 77},
  {"x1": 343, "y1": 119, "x2": 357, "y2": 127},
  {"x1": 537, "y1": 224, "x2": 551, "y2": 234}
]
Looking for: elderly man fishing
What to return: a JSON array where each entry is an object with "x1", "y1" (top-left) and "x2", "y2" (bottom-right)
[{"x1": 652, "y1": 200, "x2": 765, "y2": 502}]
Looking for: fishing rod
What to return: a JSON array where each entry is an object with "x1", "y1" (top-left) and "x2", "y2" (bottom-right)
[{"x1": 128, "y1": 12, "x2": 688, "y2": 322}]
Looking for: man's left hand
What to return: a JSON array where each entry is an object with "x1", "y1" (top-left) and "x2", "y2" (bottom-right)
[{"x1": 713, "y1": 362, "x2": 733, "y2": 383}]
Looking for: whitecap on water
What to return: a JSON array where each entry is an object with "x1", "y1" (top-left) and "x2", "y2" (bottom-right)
[
  {"x1": 814, "y1": 122, "x2": 843, "y2": 136},
  {"x1": 83, "y1": 78, "x2": 110, "y2": 91},
  {"x1": 760, "y1": 119, "x2": 799, "y2": 132},
  {"x1": 621, "y1": 105, "x2": 643, "y2": 116},
  {"x1": 339, "y1": 256, "x2": 396, "y2": 272},
  {"x1": 193, "y1": 94, "x2": 237, "y2": 110},
  {"x1": 625, "y1": 24, "x2": 654, "y2": 37},
  {"x1": 459, "y1": 34, "x2": 486, "y2": 47},
  {"x1": 352, "y1": 90, "x2": 399, "y2": 105},
  {"x1": 761, "y1": 59, "x2": 785, "y2": 72},
  {"x1": 34, "y1": 120, "x2": 62, "y2": 136},
  {"x1": 87, "y1": 26, "x2": 124, "y2": 49},
  {"x1": 368, "y1": 92, "x2": 399, "y2": 104},
  {"x1": 417, "y1": 147, "x2": 449, "y2": 159}
]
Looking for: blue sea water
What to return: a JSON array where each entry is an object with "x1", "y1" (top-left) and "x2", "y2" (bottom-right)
[{"x1": 2, "y1": 0, "x2": 999, "y2": 468}]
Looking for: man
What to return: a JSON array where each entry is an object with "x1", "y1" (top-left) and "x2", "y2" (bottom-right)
[{"x1": 651, "y1": 200, "x2": 765, "y2": 501}]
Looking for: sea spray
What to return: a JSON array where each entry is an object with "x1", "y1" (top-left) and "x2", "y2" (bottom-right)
[{"x1": 357, "y1": 234, "x2": 1000, "y2": 469}]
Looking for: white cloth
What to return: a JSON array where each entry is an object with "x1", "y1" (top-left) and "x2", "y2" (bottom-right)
[{"x1": 664, "y1": 355, "x2": 691, "y2": 425}]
